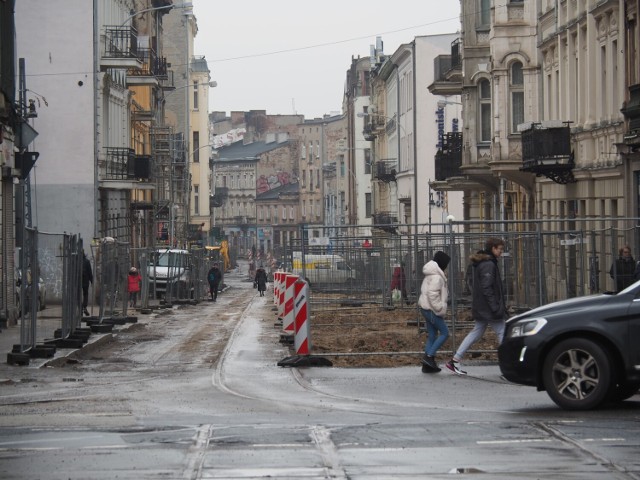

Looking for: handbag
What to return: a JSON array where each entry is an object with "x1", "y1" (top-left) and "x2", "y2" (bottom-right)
[
  {"x1": 392, "y1": 288, "x2": 401, "y2": 302},
  {"x1": 253, "y1": 281, "x2": 258, "y2": 289}
]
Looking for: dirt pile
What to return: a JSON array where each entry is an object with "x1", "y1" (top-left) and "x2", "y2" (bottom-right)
[{"x1": 309, "y1": 306, "x2": 501, "y2": 368}]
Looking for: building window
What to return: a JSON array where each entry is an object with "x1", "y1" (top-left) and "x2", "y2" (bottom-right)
[
  {"x1": 281, "y1": 206, "x2": 286, "y2": 220},
  {"x1": 193, "y1": 81, "x2": 199, "y2": 110},
  {"x1": 315, "y1": 140, "x2": 320, "y2": 159},
  {"x1": 479, "y1": 0, "x2": 490, "y2": 27},
  {"x1": 510, "y1": 62, "x2": 524, "y2": 133},
  {"x1": 479, "y1": 79, "x2": 491, "y2": 142},
  {"x1": 364, "y1": 149, "x2": 371, "y2": 174},
  {"x1": 194, "y1": 185, "x2": 199, "y2": 215},
  {"x1": 193, "y1": 131, "x2": 200, "y2": 162},
  {"x1": 365, "y1": 193, "x2": 372, "y2": 218},
  {"x1": 289, "y1": 206, "x2": 294, "y2": 219},
  {"x1": 302, "y1": 200, "x2": 306, "y2": 217},
  {"x1": 301, "y1": 144, "x2": 306, "y2": 159}
]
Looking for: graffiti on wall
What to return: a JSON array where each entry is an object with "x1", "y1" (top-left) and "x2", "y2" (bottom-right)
[{"x1": 256, "y1": 171, "x2": 292, "y2": 195}]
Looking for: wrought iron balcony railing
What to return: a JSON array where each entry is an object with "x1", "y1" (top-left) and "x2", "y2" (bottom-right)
[
  {"x1": 374, "y1": 160, "x2": 397, "y2": 182},
  {"x1": 103, "y1": 26, "x2": 138, "y2": 59},
  {"x1": 372, "y1": 211, "x2": 399, "y2": 233},
  {"x1": 520, "y1": 122, "x2": 574, "y2": 184},
  {"x1": 101, "y1": 148, "x2": 152, "y2": 182},
  {"x1": 127, "y1": 47, "x2": 168, "y2": 80},
  {"x1": 622, "y1": 83, "x2": 640, "y2": 146}
]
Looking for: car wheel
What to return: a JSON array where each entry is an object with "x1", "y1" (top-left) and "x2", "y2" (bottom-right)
[{"x1": 542, "y1": 338, "x2": 612, "y2": 410}]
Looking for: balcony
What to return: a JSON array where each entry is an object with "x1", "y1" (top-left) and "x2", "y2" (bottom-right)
[
  {"x1": 374, "y1": 160, "x2": 397, "y2": 182},
  {"x1": 159, "y1": 70, "x2": 175, "y2": 91},
  {"x1": 127, "y1": 48, "x2": 168, "y2": 86},
  {"x1": 520, "y1": 122, "x2": 575, "y2": 184},
  {"x1": 100, "y1": 148, "x2": 153, "y2": 186},
  {"x1": 363, "y1": 124, "x2": 376, "y2": 141},
  {"x1": 372, "y1": 211, "x2": 398, "y2": 234},
  {"x1": 428, "y1": 38, "x2": 463, "y2": 96},
  {"x1": 209, "y1": 187, "x2": 229, "y2": 209},
  {"x1": 101, "y1": 26, "x2": 140, "y2": 71},
  {"x1": 621, "y1": 83, "x2": 640, "y2": 149},
  {"x1": 435, "y1": 132, "x2": 463, "y2": 180}
]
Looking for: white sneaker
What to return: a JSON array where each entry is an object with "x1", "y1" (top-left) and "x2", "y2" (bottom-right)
[{"x1": 445, "y1": 360, "x2": 467, "y2": 375}]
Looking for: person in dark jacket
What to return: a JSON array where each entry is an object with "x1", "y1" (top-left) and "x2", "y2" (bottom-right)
[
  {"x1": 254, "y1": 265, "x2": 268, "y2": 297},
  {"x1": 610, "y1": 245, "x2": 636, "y2": 291},
  {"x1": 82, "y1": 251, "x2": 93, "y2": 316},
  {"x1": 446, "y1": 237, "x2": 506, "y2": 375},
  {"x1": 207, "y1": 263, "x2": 222, "y2": 302}
]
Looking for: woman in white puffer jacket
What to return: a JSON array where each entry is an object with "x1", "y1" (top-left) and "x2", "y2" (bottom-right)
[{"x1": 418, "y1": 251, "x2": 451, "y2": 373}]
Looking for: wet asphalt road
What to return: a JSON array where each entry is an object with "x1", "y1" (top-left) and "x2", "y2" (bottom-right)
[{"x1": 0, "y1": 266, "x2": 639, "y2": 479}]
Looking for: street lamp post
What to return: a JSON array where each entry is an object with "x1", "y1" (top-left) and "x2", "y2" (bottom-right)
[{"x1": 120, "y1": 2, "x2": 193, "y2": 27}]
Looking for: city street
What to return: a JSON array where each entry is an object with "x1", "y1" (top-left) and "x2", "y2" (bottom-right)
[{"x1": 0, "y1": 266, "x2": 639, "y2": 479}]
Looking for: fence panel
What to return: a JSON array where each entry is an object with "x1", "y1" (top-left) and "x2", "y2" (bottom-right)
[
  {"x1": 11, "y1": 229, "x2": 84, "y2": 361},
  {"x1": 284, "y1": 218, "x2": 640, "y2": 362}
]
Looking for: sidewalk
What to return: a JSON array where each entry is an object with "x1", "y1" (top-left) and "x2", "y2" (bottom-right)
[{"x1": 0, "y1": 304, "x2": 143, "y2": 374}]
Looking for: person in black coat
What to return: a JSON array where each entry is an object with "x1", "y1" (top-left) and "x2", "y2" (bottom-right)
[
  {"x1": 254, "y1": 266, "x2": 268, "y2": 297},
  {"x1": 610, "y1": 245, "x2": 636, "y2": 292},
  {"x1": 207, "y1": 263, "x2": 222, "y2": 302},
  {"x1": 82, "y1": 252, "x2": 93, "y2": 316},
  {"x1": 446, "y1": 238, "x2": 506, "y2": 375}
]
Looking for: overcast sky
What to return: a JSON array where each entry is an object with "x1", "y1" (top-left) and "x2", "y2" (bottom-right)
[{"x1": 191, "y1": 1, "x2": 461, "y2": 119}]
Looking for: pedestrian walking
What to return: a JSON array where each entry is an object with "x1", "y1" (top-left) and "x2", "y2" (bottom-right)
[
  {"x1": 127, "y1": 267, "x2": 142, "y2": 308},
  {"x1": 207, "y1": 262, "x2": 222, "y2": 302},
  {"x1": 446, "y1": 237, "x2": 507, "y2": 375},
  {"x1": 418, "y1": 251, "x2": 451, "y2": 373},
  {"x1": 82, "y1": 251, "x2": 93, "y2": 316},
  {"x1": 390, "y1": 263, "x2": 409, "y2": 305},
  {"x1": 254, "y1": 265, "x2": 268, "y2": 297},
  {"x1": 610, "y1": 245, "x2": 636, "y2": 291}
]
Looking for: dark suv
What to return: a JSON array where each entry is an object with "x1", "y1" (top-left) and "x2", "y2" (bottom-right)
[{"x1": 498, "y1": 283, "x2": 640, "y2": 410}]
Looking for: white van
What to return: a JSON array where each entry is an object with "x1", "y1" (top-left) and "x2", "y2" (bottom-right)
[
  {"x1": 291, "y1": 252, "x2": 357, "y2": 287},
  {"x1": 148, "y1": 249, "x2": 192, "y2": 299}
]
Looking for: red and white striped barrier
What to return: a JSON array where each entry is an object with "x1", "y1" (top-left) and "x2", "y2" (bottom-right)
[
  {"x1": 293, "y1": 277, "x2": 311, "y2": 355},
  {"x1": 277, "y1": 272, "x2": 286, "y2": 319},
  {"x1": 282, "y1": 274, "x2": 297, "y2": 332},
  {"x1": 273, "y1": 271, "x2": 281, "y2": 305}
]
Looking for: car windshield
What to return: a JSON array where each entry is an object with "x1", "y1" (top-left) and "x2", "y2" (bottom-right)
[
  {"x1": 153, "y1": 252, "x2": 187, "y2": 267},
  {"x1": 155, "y1": 254, "x2": 171, "y2": 267}
]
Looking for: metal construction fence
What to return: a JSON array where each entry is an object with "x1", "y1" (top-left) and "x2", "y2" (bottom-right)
[
  {"x1": 281, "y1": 218, "x2": 640, "y2": 359},
  {"x1": 9, "y1": 228, "x2": 85, "y2": 364}
]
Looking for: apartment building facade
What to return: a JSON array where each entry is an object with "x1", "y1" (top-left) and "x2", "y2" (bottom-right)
[
  {"x1": 365, "y1": 34, "x2": 464, "y2": 236},
  {"x1": 13, "y1": 0, "x2": 193, "y2": 252},
  {"x1": 213, "y1": 134, "x2": 299, "y2": 255},
  {"x1": 429, "y1": 0, "x2": 640, "y2": 234}
]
